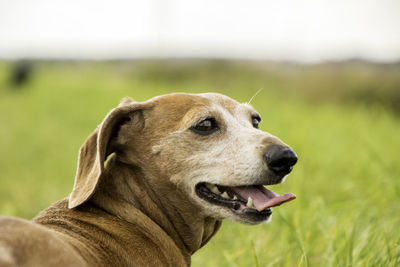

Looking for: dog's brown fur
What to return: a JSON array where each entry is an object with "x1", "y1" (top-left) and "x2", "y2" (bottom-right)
[{"x1": 0, "y1": 93, "x2": 293, "y2": 266}]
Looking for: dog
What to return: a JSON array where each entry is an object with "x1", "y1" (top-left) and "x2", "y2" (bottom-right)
[{"x1": 0, "y1": 93, "x2": 297, "y2": 266}]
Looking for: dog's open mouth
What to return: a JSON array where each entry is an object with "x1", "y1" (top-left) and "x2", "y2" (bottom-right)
[{"x1": 195, "y1": 182, "x2": 296, "y2": 221}]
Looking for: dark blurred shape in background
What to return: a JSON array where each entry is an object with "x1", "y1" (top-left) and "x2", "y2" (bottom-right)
[{"x1": 9, "y1": 61, "x2": 33, "y2": 88}]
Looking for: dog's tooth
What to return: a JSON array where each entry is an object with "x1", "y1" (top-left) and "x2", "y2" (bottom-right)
[
  {"x1": 206, "y1": 183, "x2": 220, "y2": 194},
  {"x1": 210, "y1": 185, "x2": 221, "y2": 194},
  {"x1": 221, "y1": 192, "x2": 229, "y2": 199},
  {"x1": 233, "y1": 195, "x2": 238, "y2": 200},
  {"x1": 205, "y1": 183, "x2": 214, "y2": 190},
  {"x1": 246, "y1": 197, "x2": 254, "y2": 208}
]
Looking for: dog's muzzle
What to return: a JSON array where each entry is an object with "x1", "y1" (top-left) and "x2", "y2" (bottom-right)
[{"x1": 195, "y1": 145, "x2": 298, "y2": 223}]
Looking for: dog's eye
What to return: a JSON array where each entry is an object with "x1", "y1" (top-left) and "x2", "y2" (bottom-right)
[
  {"x1": 191, "y1": 118, "x2": 219, "y2": 135},
  {"x1": 252, "y1": 115, "x2": 261, "y2": 129}
]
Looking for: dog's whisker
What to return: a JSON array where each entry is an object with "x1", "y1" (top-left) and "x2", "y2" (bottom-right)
[{"x1": 247, "y1": 88, "x2": 263, "y2": 104}]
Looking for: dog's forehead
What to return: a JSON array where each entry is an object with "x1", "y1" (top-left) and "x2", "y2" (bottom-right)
[
  {"x1": 151, "y1": 93, "x2": 210, "y2": 111},
  {"x1": 200, "y1": 93, "x2": 240, "y2": 114},
  {"x1": 150, "y1": 93, "x2": 254, "y2": 117},
  {"x1": 199, "y1": 93, "x2": 259, "y2": 122}
]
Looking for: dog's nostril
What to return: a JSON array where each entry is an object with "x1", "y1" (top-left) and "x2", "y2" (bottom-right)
[{"x1": 265, "y1": 146, "x2": 298, "y2": 175}]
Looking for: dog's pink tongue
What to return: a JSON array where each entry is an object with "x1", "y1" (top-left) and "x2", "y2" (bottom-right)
[{"x1": 230, "y1": 186, "x2": 296, "y2": 212}]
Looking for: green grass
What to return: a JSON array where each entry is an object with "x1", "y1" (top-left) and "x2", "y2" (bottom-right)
[{"x1": 0, "y1": 61, "x2": 399, "y2": 266}]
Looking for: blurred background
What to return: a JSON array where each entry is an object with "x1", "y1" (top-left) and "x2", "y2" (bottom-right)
[{"x1": 1, "y1": 0, "x2": 399, "y2": 266}]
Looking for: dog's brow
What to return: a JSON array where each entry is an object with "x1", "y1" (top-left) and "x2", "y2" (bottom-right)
[
  {"x1": 237, "y1": 103, "x2": 259, "y2": 119},
  {"x1": 179, "y1": 105, "x2": 219, "y2": 128}
]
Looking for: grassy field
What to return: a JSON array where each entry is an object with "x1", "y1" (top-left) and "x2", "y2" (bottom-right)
[{"x1": 0, "y1": 61, "x2": 399, "y2": 266}]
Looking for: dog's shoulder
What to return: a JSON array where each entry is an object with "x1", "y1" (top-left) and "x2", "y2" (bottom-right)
[
  {"x1": 33, "y1": 198, "x2": 189, "y2": 266},
  {"x1": 0, "y1": 215, "x2": 87, "y2": 266}
]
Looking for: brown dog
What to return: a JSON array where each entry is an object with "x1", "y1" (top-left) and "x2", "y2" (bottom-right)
[{"x1": 0, "y1": 93, "x2": 297, "y2": 266}]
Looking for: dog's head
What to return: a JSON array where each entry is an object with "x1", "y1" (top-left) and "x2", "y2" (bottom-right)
[{"x1": 68, "y1": 93, "x2": 297, "y2": 225}]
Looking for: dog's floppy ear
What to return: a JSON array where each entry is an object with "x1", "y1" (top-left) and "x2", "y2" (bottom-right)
[{"x1": 68, "y1": 100, "x2": 143, "y2": 209}]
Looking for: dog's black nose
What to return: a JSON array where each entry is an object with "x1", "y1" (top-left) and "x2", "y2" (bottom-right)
[{"x1": 265, "y1": 145, "x2": 298, "y2": 175}]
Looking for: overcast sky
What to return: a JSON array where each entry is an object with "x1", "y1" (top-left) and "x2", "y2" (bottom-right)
[{"x1": 0, "y1": 0, "x2": 399, "y2": 62}]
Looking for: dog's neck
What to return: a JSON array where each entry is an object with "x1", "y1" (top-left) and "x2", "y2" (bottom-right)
[{"x1": 90, "y1": 157, "x2": 222, "y2": 262}]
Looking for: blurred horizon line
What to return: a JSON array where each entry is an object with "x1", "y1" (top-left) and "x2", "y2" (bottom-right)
[{"x1": 2, "y1": 56, "x2": 400, "y2": 65}]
